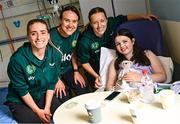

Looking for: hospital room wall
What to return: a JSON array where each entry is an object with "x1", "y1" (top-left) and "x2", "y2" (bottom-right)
[
  {"x1": 160, "y1": 21, "x2": 180, "y2": 63},
  {"x1": 0, "y1": 12, "x2": 54, "y2": 61},
  {"x1": 0, "y1": 12, "x2": 38, "y2": 60},
  {"x1": 1, "y1": 0, "x2": 180, "y2": 63},
  {"x1": 147, "y1": 0, "x2": 180, "y2": 63}
]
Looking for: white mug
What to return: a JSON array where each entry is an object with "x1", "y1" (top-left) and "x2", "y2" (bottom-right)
[{"x1": 85, "y1": 100, "x2": 102, "y2": 123}]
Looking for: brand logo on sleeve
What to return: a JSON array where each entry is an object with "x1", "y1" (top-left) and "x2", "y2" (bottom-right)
[{"x1": 26, "y1": 65, "x2": 36, "y2": 74}]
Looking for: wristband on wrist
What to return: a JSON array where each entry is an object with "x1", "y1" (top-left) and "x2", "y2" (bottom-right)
[{"x1": 73, "y1": 69, "x2": 79, "y2": 72}]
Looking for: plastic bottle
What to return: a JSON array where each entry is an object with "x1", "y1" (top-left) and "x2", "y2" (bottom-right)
[{"x1": 140, "y1": 70, "x2": 155, "y2": 103}]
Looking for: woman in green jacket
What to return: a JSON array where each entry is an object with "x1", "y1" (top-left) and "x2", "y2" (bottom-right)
[
  {"x1": 6, "y1": 19, "x2": 61, "y2": 123},
  {"x1": 50, "y1": 6, "x2": 89, "y2": 99}
]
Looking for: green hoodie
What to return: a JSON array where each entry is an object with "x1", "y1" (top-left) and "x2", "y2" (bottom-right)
[
  {"x1": 6, "y1": 42, "x2": 61, "y2": 103},
  {"x1": 50, "y1": 27, "x2": 80, "y2": 74}
]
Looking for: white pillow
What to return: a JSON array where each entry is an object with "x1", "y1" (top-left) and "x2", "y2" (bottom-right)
[
  {"x1": 99, "y1": 47, "x2": 116, "y2": 87},
  {"x1": 158, "y1": 56, "x2": 174, "y2": 83},
  {"x1": 99, "y1": 47, "x2": 174, "y2": 88}
]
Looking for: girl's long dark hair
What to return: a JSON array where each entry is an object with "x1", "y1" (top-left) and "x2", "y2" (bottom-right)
[{"x1": 114, "y1": 28, "x2": 151, "y2": 70}]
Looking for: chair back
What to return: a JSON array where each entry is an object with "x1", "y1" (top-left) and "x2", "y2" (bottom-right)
[{"x1": 116, "y1": 19, "x2": 165, "y2": 56}]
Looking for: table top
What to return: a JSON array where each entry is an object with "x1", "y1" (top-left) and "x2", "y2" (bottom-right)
[{"x1": 53, "y1": 91, "x2": 180, "y2": 124}]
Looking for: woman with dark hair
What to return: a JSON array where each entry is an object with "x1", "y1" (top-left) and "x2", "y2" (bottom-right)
[
  {"x1": 49, "y1": 5, "x2": 89, "y2": 100},
  {"x1": 6, "y1": 19, "x2": 61, "y2": 123},
  {"x1": 77, "y1": 7, "x2": 157, "y2": 91},
  {"x1": 105, "y1": 28, "x2": 166, "y2": 90}
]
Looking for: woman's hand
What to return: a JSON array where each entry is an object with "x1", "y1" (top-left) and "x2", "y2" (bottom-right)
[
  {"x1": 74, "y1": 71, "x2": 86, "y2": 88},
  {"x1": 35, "y1": 109, "x2": 51, "y2": 123},
  {"x1": 128, "y1": 14, "x2": 158, "y2": 21},
  {"x1": 21, "y1": 93, "x2": 52, "y2": 123},
  {"x1": 95, "y1": 76, "x2": 102, "y2": 88},
  {"x1": 44, "y1": 108, "x2": 52, "y2": 123},
  {"x1": 142, "y1": 14, "x2": 158, "y2": 20},
  {"x1": 54, "y1": 80, "x2": 66, "y2": 98}
]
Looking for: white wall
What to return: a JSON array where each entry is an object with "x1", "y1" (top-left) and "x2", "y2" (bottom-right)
[
  {"x1": 113, "y1": 0, "x2": 147, "y2": 16},
  {"x1": 147, "y1": 0, "x2": 180, "y2": 63},
  {"x1": 79, "y1": 0, "x2": 147, "y2": 25},
  {"x1": 160, "y1": 20, "x2": 180, "y2": 63},
  {"x1": 79, "y1": 0, "x2": 114, "y2": 25},
  {"x1": 0, "y1": 0, "x2": 80, "y2": 41},
  {"x1": 0, "y1": 12, "x2": 40, "y2": 41},
  {"x1": 0, "y1": 41, "x2": 25, "y2": 87}
]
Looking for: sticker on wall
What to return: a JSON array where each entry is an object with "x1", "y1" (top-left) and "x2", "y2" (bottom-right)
[{"x1": 13, "y1": 20, "x2": 20, "y2": 28}]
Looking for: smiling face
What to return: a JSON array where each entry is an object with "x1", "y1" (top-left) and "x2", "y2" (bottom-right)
[
  {"x1": 90, "y1": 12, "x2": 107, "y2": 37},
  {"x1": 28, "y1": 22, "x2": 49, "y2": 52},
  {"x1": 59, "y1": 10, "x2": 79, "y2": 37},
  {"x1": 115, "y1": 35, "x2": 135, "y2": 59}
]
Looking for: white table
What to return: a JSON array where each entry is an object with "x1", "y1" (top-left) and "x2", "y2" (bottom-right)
[{"x1": 53, "y1": 91, "x2": 180, "y2": 124}]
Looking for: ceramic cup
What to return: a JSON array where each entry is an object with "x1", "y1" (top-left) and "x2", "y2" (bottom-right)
[
  {"x1": 129, "y1": 101, "x2": 141, "y2": 124},
  {"x1": 85, "y1": 100, "x2": 102, "y2": 123}
]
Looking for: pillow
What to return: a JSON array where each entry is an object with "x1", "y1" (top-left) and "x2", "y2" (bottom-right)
[
  {"x1": 158, "y1": 56, "x2": 174, "y2": 83},
  {"x1": 99, "y1": 47, "x2": 116, "y2": 87},
  {"x1": 99, "y1": 47, "x2": 174, "y2": 88}
]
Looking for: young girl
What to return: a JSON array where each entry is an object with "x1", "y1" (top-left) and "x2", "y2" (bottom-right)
[{"x1": 106, "y1": 28, "x2": 166, "y2": 90}]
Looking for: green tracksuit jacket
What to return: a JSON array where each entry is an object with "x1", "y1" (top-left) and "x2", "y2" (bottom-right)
[{"x1": 6, "y1": 42, "x2": 61, "y2": 103}]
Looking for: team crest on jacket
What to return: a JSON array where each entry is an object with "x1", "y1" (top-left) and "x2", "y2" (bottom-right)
[
  {"x1": 91, "y1": 42, "x2": 99, "y2": 49},
  {"x1": 26, "y1": 65, "x2": 36, "y2": 74},
  {"x1": 72, "y1": 40, "x2": 77, "y2": 48}
]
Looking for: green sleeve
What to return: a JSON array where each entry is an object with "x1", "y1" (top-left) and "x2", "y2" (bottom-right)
[
  {"x1": 77, "y1": 37, "x2": 91, "y2": 64},
  {"x1": 107, "y1": 15, "x2": 128, "y2": 31},
  {"x1": 48, "y1": 47, "x2": 62, "y2": 90},
  {"x1": 110, "y1": 15, "x2": 128, "y2": 25},
  {"x1": 7, "y1": 57, "x2": 29, "y2": 97},
  {"x1": 48, "y1": 79, "x2": 57, "y2": 90}
]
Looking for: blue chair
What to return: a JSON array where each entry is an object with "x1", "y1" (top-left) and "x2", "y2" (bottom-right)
[{"x1": 116, "y1": 19, "x2": 166, "y2": 56}]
